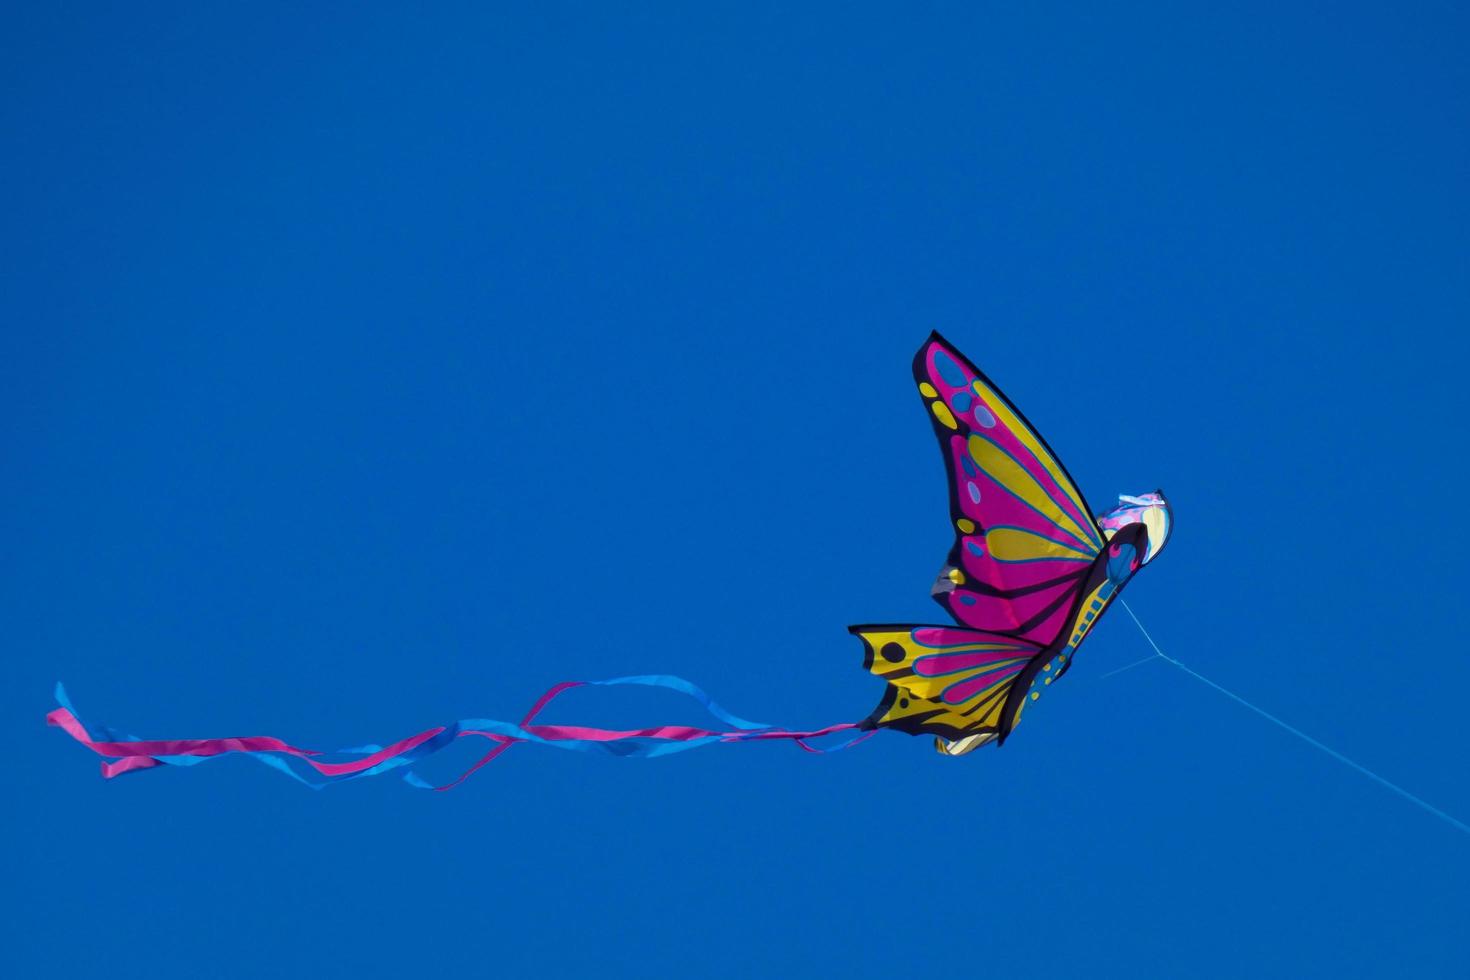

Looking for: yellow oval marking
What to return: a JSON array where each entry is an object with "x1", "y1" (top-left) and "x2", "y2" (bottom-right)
[
  {"x1": 985, "y1": 525, "x2": 1091, "y2": 562},
  {"x1": 947, "y1": 568, "x2": 966, "y2": 585},
  {"x1": 956, "y1": 518, "x2": 976, "y2": 534},
  {"x1": 1029, "y1": 692, "x2": 1040, "y2": 701},
  {"x1": 918, "y1": 382, "x2": 938, "y2": 398},
  {"x1": 931, "y1": 400, "x2": 957, "y2": 429}
]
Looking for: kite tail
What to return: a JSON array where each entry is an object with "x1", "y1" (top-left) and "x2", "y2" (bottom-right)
[{"x1": 45, "y1": 678, "x2": 877, "y2": 791}]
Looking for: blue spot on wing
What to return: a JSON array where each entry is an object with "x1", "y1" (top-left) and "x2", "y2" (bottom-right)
[{"x1": 934, "y1": 351, "x2": 968, "y2": 387}]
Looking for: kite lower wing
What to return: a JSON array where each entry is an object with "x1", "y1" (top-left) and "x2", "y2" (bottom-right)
[{"x1": 850, "y1": 624, "x2": 1044, "y2": 746}]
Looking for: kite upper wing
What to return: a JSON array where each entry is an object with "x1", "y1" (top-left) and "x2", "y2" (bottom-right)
[{"x1": 912, "y1": 333, "x2": 1106, "y2": 648}]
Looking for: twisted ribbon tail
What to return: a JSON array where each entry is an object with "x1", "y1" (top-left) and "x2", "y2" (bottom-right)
[{"x1": 46, "y1": 678, "x2": 877, "y2": 791}]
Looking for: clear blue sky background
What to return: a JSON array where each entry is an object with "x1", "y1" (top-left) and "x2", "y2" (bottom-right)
[{"x1": 6, "y1": 5, "x2": 1467, "y2": 978}]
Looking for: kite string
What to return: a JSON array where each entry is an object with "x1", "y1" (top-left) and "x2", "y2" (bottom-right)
[
  {"x1": 1099, "y1": 653, "x2": 1160, "y2": 679},
  {"x1": 1118, "y1": 599, "x2": 1470, "y2": 837}
]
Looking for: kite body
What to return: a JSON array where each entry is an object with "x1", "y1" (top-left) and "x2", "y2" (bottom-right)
[
  {"x1": 47, "y1": 332, "x2": 1171, "y2": 787},
  {"x1": 850, "y1": 333, "x2": 1172, "y2": 755}
]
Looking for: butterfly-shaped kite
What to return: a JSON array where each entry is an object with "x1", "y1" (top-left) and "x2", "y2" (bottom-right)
[
  {"x1": 47, "y1": 333, "x2": 1172, "y2": 787},
  {"x1": 850, "y1": 332, "x2": 1172, "y2": 755}
]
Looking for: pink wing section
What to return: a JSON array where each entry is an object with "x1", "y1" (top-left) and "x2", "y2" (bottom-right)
[{"x1": 942, "y1": 579, "x2": 1079, "y2": 641}]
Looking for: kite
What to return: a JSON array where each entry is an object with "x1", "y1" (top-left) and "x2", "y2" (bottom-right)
[
  {"x1": 850, "y1": 334, "x2": 1171, "y2": 755},
  {"x1": 48, "y1": 332, "x2": 1173, "y2": 789}
]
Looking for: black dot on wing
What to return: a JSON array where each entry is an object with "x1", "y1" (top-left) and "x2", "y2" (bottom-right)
[
  {"x1": 899, "y1": 698, "x2": 910, "y2": 709},
  {"x1": 880, "y1": 642, "x2": 906, "y2": 663}
]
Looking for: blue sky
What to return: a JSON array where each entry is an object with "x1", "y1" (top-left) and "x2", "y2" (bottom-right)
[{"x1": 6, "y1": 5, "x2": 1468, "y2": 977}]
